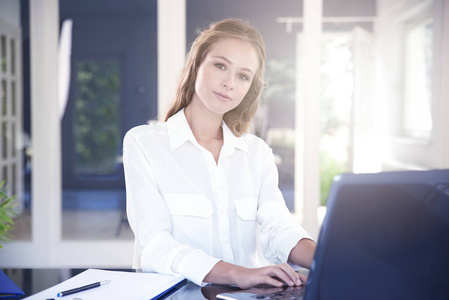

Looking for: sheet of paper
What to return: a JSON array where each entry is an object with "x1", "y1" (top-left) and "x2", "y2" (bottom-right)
[{"x1": 23, "y1": 269, "x2": 185, "y2": 300}]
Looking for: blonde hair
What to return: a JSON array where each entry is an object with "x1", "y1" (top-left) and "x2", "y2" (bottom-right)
[{"x1": 164, "y1": 18, "x2": 266, "y2": 137}]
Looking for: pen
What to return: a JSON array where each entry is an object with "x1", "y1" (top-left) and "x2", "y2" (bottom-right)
[{"x1": 57, "y1": 280, "x2": 111, "y2": 297}]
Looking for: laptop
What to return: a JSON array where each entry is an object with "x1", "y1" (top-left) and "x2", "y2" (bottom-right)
[{"x1": 217, "y1": 169, "x2": 449, "y2": 300}]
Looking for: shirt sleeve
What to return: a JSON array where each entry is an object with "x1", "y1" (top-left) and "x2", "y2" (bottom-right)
[
  {"x1": 256, "y1": 144, "x2": 313, "y2": 264},
  {"x1": 123, "y1": 129, "x2": 220, "y2": 285}
]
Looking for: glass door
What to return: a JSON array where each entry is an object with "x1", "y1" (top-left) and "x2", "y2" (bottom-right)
[{"x1": 61, "y1": 58, "x2": 130, "y2": 241}]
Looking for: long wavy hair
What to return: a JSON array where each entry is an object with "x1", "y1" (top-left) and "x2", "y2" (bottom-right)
[{"x1": 164, "y1": 18, "x2": 266, "y2": 137}]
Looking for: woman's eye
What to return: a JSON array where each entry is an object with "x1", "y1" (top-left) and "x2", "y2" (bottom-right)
[
  {"x1": 215, "y1": 63, "x2": 225, "y2": 70},
  {"x1": 238, "y1": 74, "x2": 249, "y2": 81}
]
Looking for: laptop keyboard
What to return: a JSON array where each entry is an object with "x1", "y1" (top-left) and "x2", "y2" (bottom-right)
[{"x1": 247, "y1": 285, "x2": 305, "y2": 299}]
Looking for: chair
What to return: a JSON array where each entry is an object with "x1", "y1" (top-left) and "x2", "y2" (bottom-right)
[{"x1": 133, "y1": 240, "x2": 142, "y2": 269}]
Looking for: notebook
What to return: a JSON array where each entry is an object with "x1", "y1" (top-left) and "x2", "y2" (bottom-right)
[{"x1": 217, "y1": 169, "x2": 449, "y2": 300}]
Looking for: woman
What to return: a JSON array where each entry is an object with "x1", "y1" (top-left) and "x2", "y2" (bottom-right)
[{"x1": 123, "y1": 18, "x2": 316, "y2": 289}]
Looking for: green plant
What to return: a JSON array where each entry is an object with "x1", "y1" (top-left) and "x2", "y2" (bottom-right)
[
  {"x1": 0, "y1": 181, "x2": 16, "y2": 249},
  {"x1": 74, "y1": 61, "x2": 121, "y2": 175},
  {"x1": 320, "y1": 152, "x2": 346, "y2": 206}
]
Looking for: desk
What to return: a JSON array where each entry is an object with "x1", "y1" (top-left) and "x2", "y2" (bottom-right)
[{"x1": 1, "y1": 269, "x2": 243, "y2": 300}]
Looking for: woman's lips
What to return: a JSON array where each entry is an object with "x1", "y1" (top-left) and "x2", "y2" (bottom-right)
[{"x1": 214, "y1": 91, "x2": 232, "y2": 102}]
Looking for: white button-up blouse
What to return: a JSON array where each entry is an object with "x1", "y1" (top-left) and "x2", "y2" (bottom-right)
[{"x1": 123, "y1": 109, "x2": 312, "y2": 286}]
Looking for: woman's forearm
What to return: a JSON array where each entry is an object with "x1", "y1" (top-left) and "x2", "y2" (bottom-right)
[
  {"x1": 288, "y1": 238, "x2": 317, "y2": 269},
  {"x1": 203, "y1": 260, "x2": 241, "y2": 286},
  {"x1": 203, "y1": 260, "x2": 303, "y2": 289},
  {"x1": 203, "y1": 238, "x2": 316, "y2": 289}
]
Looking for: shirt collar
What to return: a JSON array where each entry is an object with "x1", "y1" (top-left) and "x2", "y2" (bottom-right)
[
  {"x1": 222, "y1": 121, "x2": 249, "y2": 155},
  {"x1": 166, "y1": 109, "x2": 249, "y2": 155},
  {"x1": 167, "y1": 109, "x2": 198, "y2": 151}
]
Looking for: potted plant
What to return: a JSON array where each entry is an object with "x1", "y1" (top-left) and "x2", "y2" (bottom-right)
[{"x1": 0, "y1": 180, "x2": 16, "y2": 249}]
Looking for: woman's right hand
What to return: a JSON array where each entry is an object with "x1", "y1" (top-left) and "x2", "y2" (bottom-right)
[{"x1": 204, "y1": 261, "x2": 305, "y2": 290}]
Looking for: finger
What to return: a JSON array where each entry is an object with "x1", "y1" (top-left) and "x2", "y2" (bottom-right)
[
  {"x1": 261, "y1": 274, "x2": 285, "y2": 287},
  {"x1": 298, "y1": 273, "x2": 308, "y2": 284},
  {"x1": 269, "y1": 267, "x2": 297, "y2": 286},
  {"x1": 276, "y1": 264, "x2": 301, "y2": 286}
]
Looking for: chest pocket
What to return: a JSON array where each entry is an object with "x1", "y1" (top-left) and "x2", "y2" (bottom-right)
[
  {"x1": 163, "y1": 194, "x2": 213, "y2": 252},
  {"x1": 234, "y1": 198, "x2": 258, "y2": 221}
]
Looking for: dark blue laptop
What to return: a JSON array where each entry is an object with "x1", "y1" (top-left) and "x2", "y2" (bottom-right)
[{"x1": 217, "y1": 169, "x2": 449, "y2": 300}]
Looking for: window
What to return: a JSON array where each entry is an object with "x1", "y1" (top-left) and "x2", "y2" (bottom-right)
[
  {"x1": 403, "y1": 18, "x2": 433, "y2": 140},
  {"x1": 0, "y1": 24, "x2": 23, "y2": 230}
]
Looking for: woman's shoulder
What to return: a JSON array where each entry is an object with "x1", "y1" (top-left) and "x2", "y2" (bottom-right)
[
  {"x1": 241, "y1": 132, "x2": 272, "y2": 153},
  {"x1": 241, "y1": 131, "x2": 267, "y2": 144},
  {"x1": 125, "y1": 122, "x2": 168, "y2": 140}
]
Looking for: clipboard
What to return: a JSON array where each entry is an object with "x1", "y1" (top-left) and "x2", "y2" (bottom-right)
[{"x1": 22, "y1": 268, "x2": 185, "y2": 300}]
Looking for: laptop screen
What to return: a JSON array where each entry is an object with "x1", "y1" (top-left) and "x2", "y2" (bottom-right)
[{"x1": 304, "y1": 169, "x2": 449, "y2": 300}]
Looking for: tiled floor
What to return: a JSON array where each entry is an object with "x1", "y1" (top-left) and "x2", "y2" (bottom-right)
[
  {"x1": 11, "y1": 210, "x2": 134, "y2": 241},
  {"x1": 10, "y1": 189, "x2": 134, "y2": 241}
]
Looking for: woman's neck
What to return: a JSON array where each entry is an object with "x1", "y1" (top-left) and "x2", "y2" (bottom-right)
[
  {"x1": 184, "y1": 103, "x2": 224, "y2": 164},
  {"x1": 184, "y1": 103, "x2": 223, "y2": 143}
]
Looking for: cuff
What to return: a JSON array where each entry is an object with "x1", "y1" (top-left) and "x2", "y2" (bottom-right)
[
  {"x1": 172, "y1": 249, "x2": 221, "y2": 286},
  {"x1": 277, "y1": 228, "x2": 313, "y2": 263}
]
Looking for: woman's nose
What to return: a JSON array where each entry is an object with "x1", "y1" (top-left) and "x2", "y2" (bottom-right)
[{"x1": 222, "y1": 73, "x2": 235, "y2": 90}]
